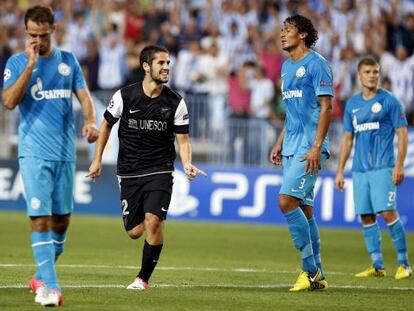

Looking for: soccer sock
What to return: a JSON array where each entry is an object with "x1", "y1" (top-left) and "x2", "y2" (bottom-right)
[
  {"x1": 308, "y1": 217, "x2": 324, "y2": 277},
  {"x1": 52, "y1": 231, "x2": 67, "y2": 261},
  {"x1": 284, "y1": 208, "x2": 317, "y2": 273},
  {"x1": 137, "y1": 240, "x2": 163, "y2": 282},
  {"x1": 31, "y1": 231, "x2": 60, "y2": 290},
  {"x1": 387, "y1": 218, "x2": 409, "y2": 266},
  {"x1": 34, "y1": 231, "x2": 67, "y2": 280},
  {"x1": 363, "y1": 222, "x2": 384, "y2": 269}
]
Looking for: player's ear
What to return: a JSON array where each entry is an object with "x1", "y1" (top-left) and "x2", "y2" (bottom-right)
[
  {"x1": 142, "y1": 62, "x2": 150, "y2": 73},
  {"x1": 51, "y1": 23, "x2": 56, "y2": 34},
  {"x1": 299, "y1": 32, "x2": 307, "y2": 40}
]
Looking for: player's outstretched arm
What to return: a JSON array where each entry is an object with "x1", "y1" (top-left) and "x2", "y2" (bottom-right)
[
  {"x1": 76, "y1": 88, "x2": 99, "y2": 143},
  {"x1": 87, "y1": 119, "x2": 113, "y2": 181},
  {"x1": 393, "y1": 126, "x2": 408, "y2": 186},
  {"x1": 176, "y1": 133, "x2": 207, "y2": 180},
  {"x1": 335, "y1": 132, "x2": 354, "y2": 191},
  {"x1": 270, "y1": 126, "x2": 285, "y2": 166},
  {"x1": 302, "y1": 95, "x2": 332, "y2": 176},
  {"x1": 2, "y1": 39, "x2": 39, "y2": 110}
]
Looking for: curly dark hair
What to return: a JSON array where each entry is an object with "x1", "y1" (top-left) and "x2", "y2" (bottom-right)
[{"x1": 284, "y1": 15, "x2": 318, "y2": 48}]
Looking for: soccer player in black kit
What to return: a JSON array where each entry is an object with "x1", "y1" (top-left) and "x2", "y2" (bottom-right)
[{"x1": 87, "y1": 45, "x2": 207, "y2": 290}]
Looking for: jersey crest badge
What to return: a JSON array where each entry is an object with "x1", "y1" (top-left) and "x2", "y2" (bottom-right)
[
  {"x1": 161, "y1": 107, "x2": 172, "y2": 120},
  {"x1": 58, "y1": 63, "x2": 71, "y2": 76},
  {"x1": 371, "y1": 102, "x2": 382, "y2": 113},
  {"x1": 296, "y1": 66, "x2": 306, "y2": 78}
]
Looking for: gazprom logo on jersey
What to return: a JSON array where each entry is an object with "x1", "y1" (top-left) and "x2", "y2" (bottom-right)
[
  {"x1": 30, "y1": 78, "x2": 71, "y2": 101},
  {"x1": 352, "y1": 115, "x2": 380, "y2": 133},
  {"x1": 282, "y1": 89, "x2": 303, "y2": 100}
]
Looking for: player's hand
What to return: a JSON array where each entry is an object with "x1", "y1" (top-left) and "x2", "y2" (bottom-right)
[
  {"x1": 270, "y1": 143, "x2": 282, "y2": 166},
  {"x1": 25, "y1": 39, "x2": 39, "y2": 68},
  {"x1": 392, "y1": 165, "x2": 404, "y2": 186},
  {"x1": 184, "y1": 164, "x2": 207, "y2": 181},
  {"x1": 82, "y1": 122, "x2": 99, "y2": 143},
  {"x1": 335, "y1": 172, "x2": 345, "y2": 191},
  {"x1": 86, "y1": 159, "x2": 102, "y2": 181},
  {"x1": 301, "y1": 146, "x2": 321, "y2": 176}
]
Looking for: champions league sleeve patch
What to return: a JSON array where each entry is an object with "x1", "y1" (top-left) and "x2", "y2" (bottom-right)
[{"x1": 3, "y1": 68, "x2": 11, "y2": 81}]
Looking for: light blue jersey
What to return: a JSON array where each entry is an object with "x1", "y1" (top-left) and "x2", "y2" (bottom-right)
[
  {"x1": 281, "y1": 50, "x2": 334, "y2": 157},
  {"x1": 344, "y1": 88, "x2": 408, "y2": 172},
  {"x1": 3, "y1": 48, "x2": 86, "y2": 161}
]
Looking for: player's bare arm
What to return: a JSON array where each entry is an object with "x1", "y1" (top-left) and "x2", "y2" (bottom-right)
[
  {"x1": 76, "y1": 88, "x2": 99, "y2": 143},
  {"x1": 176, "y1": 133, "x2": 207, "y2": 180},
  {"x1": 302, "y1": 95, "x2": 332, "y2": 176},
  {"x1": 2, "y1": 39, "x2": 39, "y2": 110},
  {"x1": 270, "y1": 126, "x2": 285, "y2": 166},
  {"x1": 335, "y1": 132, "x2": 354, "y2": 191},
  {"x1": 393, "y1": 126, "x2": 408, "y2": 186},
  {"x1": 87, "y1": 119, "x2": 113, "y2": 180}
]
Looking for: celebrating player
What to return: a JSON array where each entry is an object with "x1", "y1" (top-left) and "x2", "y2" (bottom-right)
[{"x1": 87, "y1": 44, "x2": 206, "y2": 290}]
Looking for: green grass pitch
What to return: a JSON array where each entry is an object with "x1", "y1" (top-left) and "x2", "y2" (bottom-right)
[{"x1": 0, "y1": 211, "x2": 413, "y2": 310}]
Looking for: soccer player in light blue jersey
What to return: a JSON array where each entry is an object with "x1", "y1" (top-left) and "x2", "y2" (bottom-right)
[
  {"x1": 270, "y1": 15, "x2": 333, "y2": 292},
  {"x1": 2, "y1": 5, "x2": 99, "y2": 306},
  {"x1": 335, "y1": 57, "x2": 411, "y2": 280}
]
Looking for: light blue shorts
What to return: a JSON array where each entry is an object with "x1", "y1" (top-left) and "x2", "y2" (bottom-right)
[
  {"x1": 352, "y1": 167, "x2": 397, "y2": 215},
  {"x1": 279, "y1": 153, "x2": 328, "y2": 207},
  {"x1": 19, "y1": 157, "x2": 75, "y2": 217}
]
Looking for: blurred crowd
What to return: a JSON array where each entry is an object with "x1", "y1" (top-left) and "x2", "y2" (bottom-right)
[{"x1": 1, "y1": 0, "x2": 414, "y2": 130}]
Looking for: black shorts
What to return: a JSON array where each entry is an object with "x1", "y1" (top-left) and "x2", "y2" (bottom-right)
[{"x1": 118, "y1": 173, "x2": 173, "y2": 231}]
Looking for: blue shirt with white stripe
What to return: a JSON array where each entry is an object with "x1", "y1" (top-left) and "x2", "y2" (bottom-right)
[
  {"x1": 281, "y1": 50, "x2": 334, "y2": 157},
  {"x1": 344, "y1": 88, "x2": 408, "y2": 172},
  {"x1": 3, "y1": 48, "x2": 86, "y2": 161}
]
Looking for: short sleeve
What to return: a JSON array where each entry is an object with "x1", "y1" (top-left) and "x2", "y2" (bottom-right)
[
  {"x1": 388, "y1": 96, "x2": 408, "y2": 128},
  {"x1": 312, "y1": 60, "x2": 334, "y2": 97},
  {"x1": 71, "y1": 54, "x2": 87, "y2": 91},
  {"x1": 3, "y1": 57, "x2": 20, "y2": 89},
  {"x1": 174, "y1": 98, "x2": 189, "y2": 133},
  {"x1": 343, "y1": 100, "x2": 353, "y2": 133},
  {"x1": 104, "y1": 90, "x2": 123, "y2": 126}
]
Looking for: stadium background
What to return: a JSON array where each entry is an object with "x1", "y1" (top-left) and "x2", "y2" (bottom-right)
[
  {"x1": 0, "y1": 1, "x2": 413, "y2": 310},
  {"x1": 0, "y1": 0, "x2": 413, "y2": 229}
]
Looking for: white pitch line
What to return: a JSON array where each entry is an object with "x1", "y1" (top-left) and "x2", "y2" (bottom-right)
[
  {"x1": 0, "y1": 284, "x2": 413, "y2": 291},
  {"x1": 0, "y1": 263, "x2": 349, "y2": 275}
]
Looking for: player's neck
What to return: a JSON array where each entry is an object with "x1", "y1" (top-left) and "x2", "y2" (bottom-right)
[
  {"x1": 142, "y1": 78, "x2": 164, "y2": 98},
  {"x1": 288, "y1": 45, "x2": 310, "y2": 62},
  {"x1": 361, "y1": 86, "x2": 378, "y2": 100}
]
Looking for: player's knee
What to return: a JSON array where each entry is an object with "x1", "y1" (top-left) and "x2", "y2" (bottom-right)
[
  {"x1": 381, "y1": 210, "x2": 398, "y2": 224},
  {"x1": 127, "y1": 226, "x2": 145, "y2": 239},
  {"x1": 278, "y1": 195, "x2": 297, "y2": 213},
  {"x1": 360, "y1": 214, "x2": 376, "y2": 225},
  {"x1": 145, "y1": 214, "x2": 163, "y2": 236}
]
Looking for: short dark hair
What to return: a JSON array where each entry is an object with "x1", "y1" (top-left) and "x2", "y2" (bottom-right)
[
  {"x1": 284, "y1": 15, "x2": 318, "y2": 48},
  {"x1": 357, "y1": 56, "x2": 379, "y2": 71},
  {"x1": 139, "y1": 45, "x2": 169, "y2": 68},
  {"x1": 24, "y1": 5, "x2": 55, "y2": 28}
]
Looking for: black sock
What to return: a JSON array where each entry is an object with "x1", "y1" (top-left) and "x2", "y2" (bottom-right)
[{"x1": 137, "y1": 240, "x2": 163, "y2": 282}]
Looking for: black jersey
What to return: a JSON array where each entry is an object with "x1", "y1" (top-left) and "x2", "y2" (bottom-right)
[{"x1": 104, "y1": 82, "x2": 189, "y2": 177}]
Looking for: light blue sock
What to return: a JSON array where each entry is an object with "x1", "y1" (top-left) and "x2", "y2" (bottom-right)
[
  {"x1": 31, "y1": 232, "x2": 60, "y2": 291},
  {"x1": 284, "y1": 208, "x2": 317, "y2": 273},
  {"x1": 35, "y1": 231, "x2": 67, "y2": 280},
  {"x1": 308, "y1": 217, "x2": 324, "y2": 277},
  {"x1": 388, "y1": 219, "x2": 409, "y2": 266},
  {"x1": 52, "y1": 231, "x2": 67, "y2": 262},
  {"x1": 363, "y1": 222, "x2": 384, "y2": 269}
]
